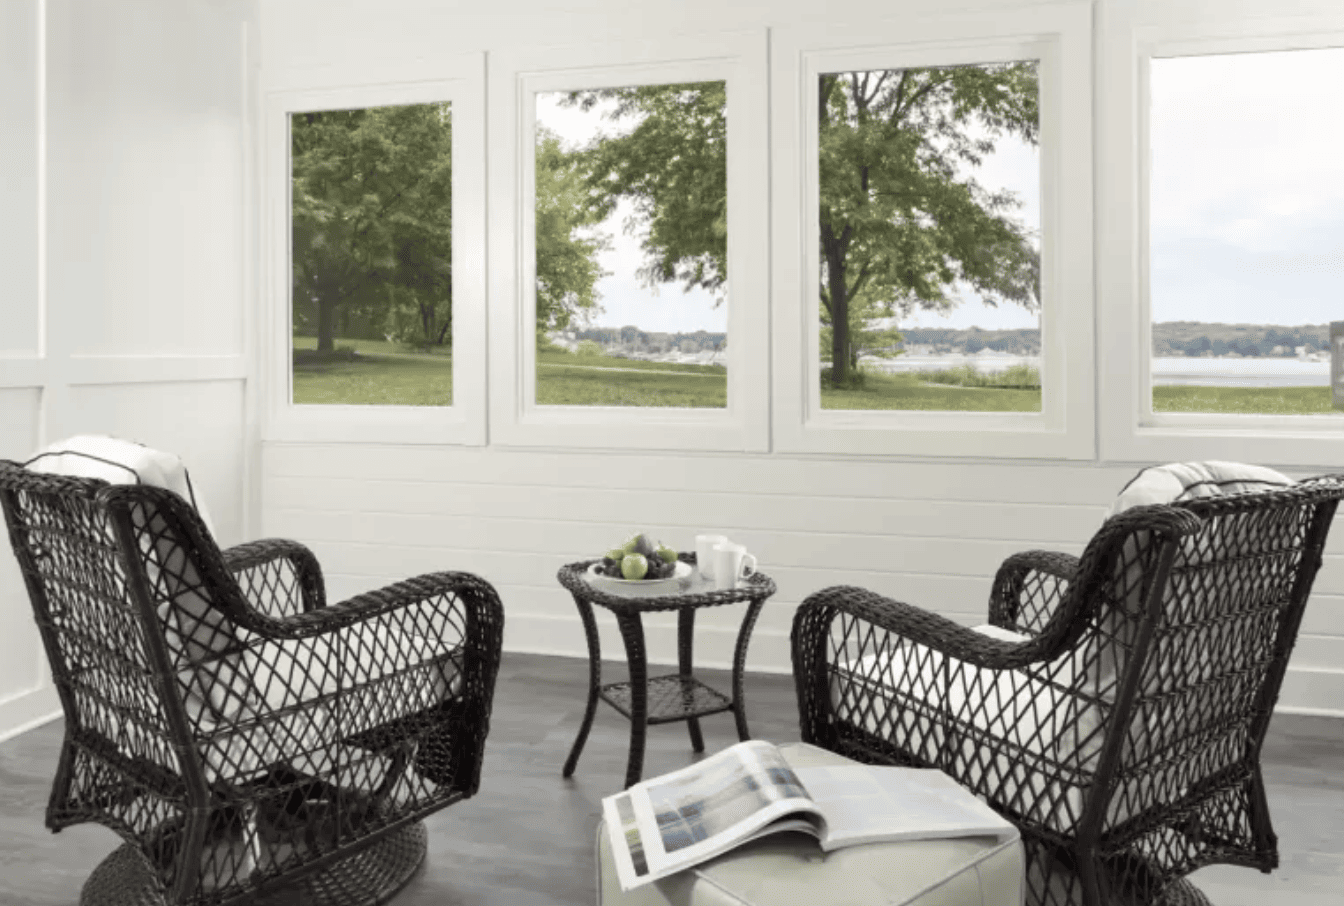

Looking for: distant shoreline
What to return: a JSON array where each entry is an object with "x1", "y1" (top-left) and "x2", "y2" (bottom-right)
[{"x1": 866, "y1": 354, "x2": 1332, "y2": 387}]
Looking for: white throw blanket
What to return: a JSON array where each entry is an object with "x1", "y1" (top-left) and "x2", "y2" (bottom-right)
[{"x1": 26, "y1": 434, "x2": 216, "y2": 536}]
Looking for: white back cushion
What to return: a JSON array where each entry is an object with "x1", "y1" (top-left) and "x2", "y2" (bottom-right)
[{"x1": 26, "y1": 434, "x2": 216, "y2": 536}]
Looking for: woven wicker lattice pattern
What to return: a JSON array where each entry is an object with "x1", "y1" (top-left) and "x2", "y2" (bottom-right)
[
  {"x1": 558, "y1": 557, "x2": 776, "y2": 788},
  {"x1": 601, "y1": 674, "x2": 734, "y2": 724},
  {"x1": 0, "y1": 461, "x2": 504, "y2": 906},
  {"x1": 792, "y1": 476, "x2": 1344, "y2": 906}
]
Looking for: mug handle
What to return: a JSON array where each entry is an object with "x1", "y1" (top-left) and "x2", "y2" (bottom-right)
[{"x1": 740, "y1": 553, "x2": 757, "y2": 578}]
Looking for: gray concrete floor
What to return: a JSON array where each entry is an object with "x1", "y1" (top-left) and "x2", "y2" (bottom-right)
[{"x1": 0, "y1": 651, "x2": 1340, "y2": 905}]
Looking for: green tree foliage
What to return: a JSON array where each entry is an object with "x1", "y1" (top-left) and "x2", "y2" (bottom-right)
[
  {"x1": 563, "y1": 67, "x2": 1039, "y2": 385},
  {"x1": 291, "y1": 103, "x2": 453, "y2": 352},
  {"x1": 818, "y1": 64, "x2": 1040, "y2": 383},
  {"x1": 566, "y1": 82, "x2": 728, "y2": 296},
  {"x1": 535, "y1": 127, "x2": 608, "y2": 347}
]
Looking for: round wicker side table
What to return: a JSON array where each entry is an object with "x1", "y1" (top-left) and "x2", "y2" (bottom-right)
[
  {"x1": 80, "y1": 819, "x2": 427, "y2": 906},
  {"x1": 558, "y1": 553, "x2": 777, "y2": 790}
]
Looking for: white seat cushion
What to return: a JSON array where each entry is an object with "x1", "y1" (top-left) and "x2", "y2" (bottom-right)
[{"x1": 830, "y1": 626, "x2": 1096, "y2": 835}]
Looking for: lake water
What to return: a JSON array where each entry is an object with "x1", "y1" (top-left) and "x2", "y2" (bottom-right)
[
  {"x1": 864, "y1": 355, "x2": 1333, "y2": 387},
  {"x1": 1149, "y1": 357, "x2": 1330, "y2": 387}
]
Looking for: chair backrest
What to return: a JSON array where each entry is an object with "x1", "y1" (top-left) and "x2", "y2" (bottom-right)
[
  {"x1": 0, "y1": 461, "x2": 251, "y2": 789},
  {"x1": 1061, "y1": 475, "x2": 1344, "y2": 835}
]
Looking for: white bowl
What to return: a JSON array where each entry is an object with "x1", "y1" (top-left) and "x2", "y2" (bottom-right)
[{"x1": 585, "y1": 560, "x2": 693, "y2": 597}]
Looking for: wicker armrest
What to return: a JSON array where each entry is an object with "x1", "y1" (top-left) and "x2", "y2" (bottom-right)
[
  {"x1": 276, "y1": 571, "x2": 502, "y2": 644},
  {"x1": 222, "y1": 538, "x2": 326, "y2": 615},
  {"x1": 793, "y1": 585, "x2": 1054, "y2": 676},
  {"x1": 249, "y1": 571, "x2": 504, "y2": 697},
  {"x1": 988, "y1": 550, "x2": 1079, "y2": 637},
  {"x1": 792, "y1": 584, "x2": 1082, "y2": 749},
  {"x1": 194, "y1": 571, "x2": 504, "y2": 794}
]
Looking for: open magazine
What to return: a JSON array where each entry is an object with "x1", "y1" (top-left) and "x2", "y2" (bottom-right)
[{"x1": 602, "y1": 739, "x2": 1018, "y2": 892}]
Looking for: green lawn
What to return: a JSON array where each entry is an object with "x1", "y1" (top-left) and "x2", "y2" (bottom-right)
[
  {"x1": 537, "y1": 362, "x2": 727, "y2": 407},
  {"x1": 292, "y1": 336, "x2": 453, "y2": 406},
  {"x1": 537, "y1": 349, "x2": 724, "y2": 375},
  {"x1": 291, "y1": 339, "x2": 1342, "y2": 415},
  {"x1": 1152, "y1": 385, "x2": 1337, "y2": 415},
  {"x1": 821, "y1": 371, "x2": 1041, "y2": 411}
]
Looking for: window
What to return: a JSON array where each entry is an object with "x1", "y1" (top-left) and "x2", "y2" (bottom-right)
[
  {"x1": 1098, "y1": 10, "x2": 1344, "y2": 467},
  {"x1": 1148, "y1": 47, "x2": 1344, "y2": 419},
  {"x1": 290, "y1": 102, "x2": 454, "y2": 407},
  {"x1": 815, "y1": 62, "x2": 1042, "y2": 415},
  {"x1": 533, "y1": 83, "x2": 728, "y2": 410},
  {"x1": 262, "y1": 57, "x2": 486, "y2": 445},
  {"x1": 772, "y1": 3, "x2": 1095, "y2": 459},
  {"x1": 487, "y1": 33, "x2": 769, "y2": 451}
]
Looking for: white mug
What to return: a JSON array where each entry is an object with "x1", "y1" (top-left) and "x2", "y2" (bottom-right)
[
  {"x1": 695, "y1": 534, "x2": 729, "y2": 582},
  {"x1": 712, "y1": 542, "x2": 757, "y2": 590}
]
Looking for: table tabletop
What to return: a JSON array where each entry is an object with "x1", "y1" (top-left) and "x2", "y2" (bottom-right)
[{"x1": 556, "y1": 553, "x2": 776, "y2": 613}]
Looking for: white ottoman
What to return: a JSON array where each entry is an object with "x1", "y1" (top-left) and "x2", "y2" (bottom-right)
[{"x1": 596, "y1": 743, "x2": 1024, "y2": 906}]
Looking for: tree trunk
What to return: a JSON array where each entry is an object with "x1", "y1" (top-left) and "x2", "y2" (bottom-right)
[
  {"x1": 317, "y1": 296, "x2": 337, "y2": 352},
  {"x1": 826, "y1": 249, "x2": 850, "y2": 384}
]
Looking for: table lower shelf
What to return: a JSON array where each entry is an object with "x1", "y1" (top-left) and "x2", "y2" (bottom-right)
[{"x1": 600, "y1": 674, "x2": 734, "y2": 724}]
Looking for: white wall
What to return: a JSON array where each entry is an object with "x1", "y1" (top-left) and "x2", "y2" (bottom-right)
[
  {"x1": 2, "y1": 0, "x2": 1341, "y2": 745},
  {"x1": 0, "y1": 0, "x2": 253, "y2": 742},
  {"x1": 255, "y1": 0, "x2": 1344, "y2": 717}
]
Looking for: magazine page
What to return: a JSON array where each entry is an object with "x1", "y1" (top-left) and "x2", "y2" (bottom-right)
[
  {"x1": 793, "y1": 764, "x2": 1018, "y2": 851},
  {"x1": 603, "y1": 740, "x2": 821, "y2": 891}
]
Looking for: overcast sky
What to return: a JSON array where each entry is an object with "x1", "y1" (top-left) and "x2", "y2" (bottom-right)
[
  {"x1": 537, "y1": 91, "x2": 727, "y2": 334},
  {"x1": 536, "y1": 47, "x2": 1344, "y2": 334},
  {"x1": 1149, "y1": 46, "x2": 1344, "y2": 328}
]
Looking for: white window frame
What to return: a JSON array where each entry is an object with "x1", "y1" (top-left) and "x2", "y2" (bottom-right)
[
  {"x1": 770, "y1": 3, "x2": 1095, "y2": 459},
  {"x1": 487, "y1": 32, "x2": 770, "y2": 452},
  {"x1": 260, "y1": 53, "x2": 486, "y2": 445},
  {"x1": 1099, "y1": 5, "x2": 1344, "y2": 467}
]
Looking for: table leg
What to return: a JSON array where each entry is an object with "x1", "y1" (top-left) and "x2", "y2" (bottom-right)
[
  {"x1": 731, "y1": 597, "x2": 767, "y2": 741},
  {"x1": 562, "y1": 596, "x2": 602, "y2": 778},
  {"x1": 616, "y1": 612, "x2": 649, "y2": 789},
  {"x1": 677, "y1": 607, "x2": 705, "y2": 753}
]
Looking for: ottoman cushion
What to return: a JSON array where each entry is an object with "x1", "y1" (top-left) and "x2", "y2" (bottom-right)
[{"x1": 597, "y1": 743, "x2": 1023, "y2": 906}]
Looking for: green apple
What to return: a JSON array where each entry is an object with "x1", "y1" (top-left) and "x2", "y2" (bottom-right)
[
  {"x1": 656, "y1": 545, "x2": 677, "y2": 564},
  {"x1": 621, "y1": 553, "x2": 649, "y2": 580}
]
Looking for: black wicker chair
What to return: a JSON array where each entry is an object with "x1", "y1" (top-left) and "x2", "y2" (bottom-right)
[
  {"x1": 791, "y1": 476, "x2": 1344, "y2": 906},
  {"x1": 0, "y1": 460, "x2": 504, "y2": 906}
]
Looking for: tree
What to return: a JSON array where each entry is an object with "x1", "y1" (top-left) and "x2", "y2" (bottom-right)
[
  {"x1": 291, "y1": 103, "x2": 454, "y2": 352},
  {"x1": 1185, "y1": 335, "x2": 1212, "y2": 357},
  {"x1": 820, "y1": 289, "x2": 906, "y2": 370},
  {"x1": 565, "y1": 64, "x2": 1040, "y2": 385},
  {"x1": 817, "y1": 65, "x2": 1039, "y2": 383},
  {"x1": 535, "y1": 128, "x2": 608, "y2": 347},
  {"x1": 563, "y1": 82, "x2": 728, "y2": 296}
]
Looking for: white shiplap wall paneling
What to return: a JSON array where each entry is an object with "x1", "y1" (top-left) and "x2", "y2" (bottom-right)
[
  {"x1": 0, "y1": 390, "x2": 45, "y2": 736},
  {"x1": 0, "y1": 0, "x2": 40, "y2": 359},
  {"x1": 253, "y1": 0, "x2": 1344, "y2": 717},
  {"x1": 0, "y1": 0, "x2": 253, "y2": 743}
]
